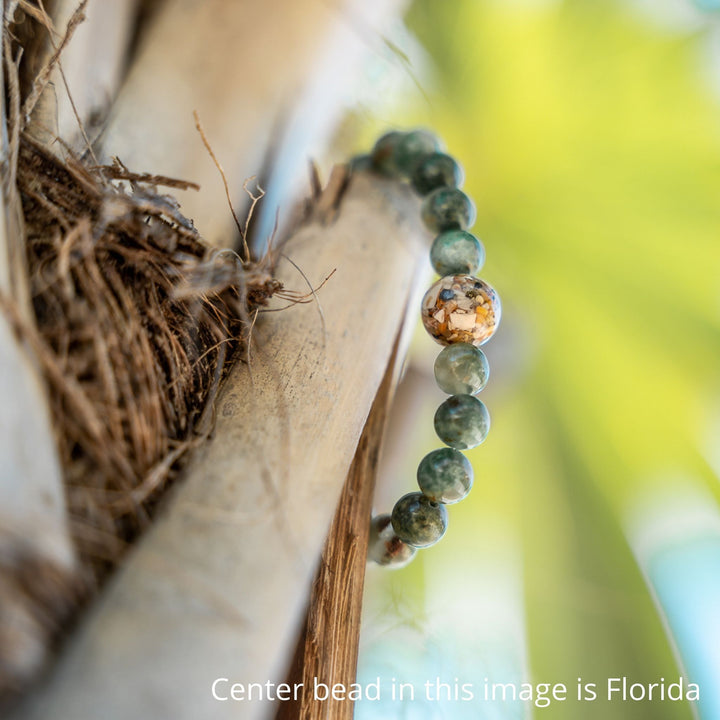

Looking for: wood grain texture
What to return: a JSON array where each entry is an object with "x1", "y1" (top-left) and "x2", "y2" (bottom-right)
[
  {"x1": 276, "y1": 333, "x2": 400, "y2": 720},
  {"x1": 10, "y1": 169, "x2": 429, "y2": 720}
]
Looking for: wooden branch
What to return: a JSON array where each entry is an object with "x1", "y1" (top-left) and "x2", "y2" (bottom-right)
[
  {"x1": 0, "y1": 9, "x2": 78, "y2": 703},
  {"x1": 10, "y1": 169, "x2": 429, "y2": 720},
  {"x1": 276, "y1": 330, "x2": 401, "y2": 720},
  {"x1": 98, "y1": 0, "x2": 408, "y2": 249},
  {"x1": 24, "y1": 0, "x2": 140, "y2": 153}
]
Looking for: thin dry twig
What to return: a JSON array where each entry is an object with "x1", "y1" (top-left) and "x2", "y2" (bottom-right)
[
  {"x1": 95, "y1": 163, "x2": 201, "y2": 191},
  {"x1": 193, "y1": 110, "x2": 251, "y2": 262},
  {"x1": 35, "y1": 0, "x2": 100, "y2": 167},
  {"x1": 20, "y1": 0, "x2": 87, "y2": 127},
  {"x1": 11, "y1": 135, "x2": 282, "y2": 585}
]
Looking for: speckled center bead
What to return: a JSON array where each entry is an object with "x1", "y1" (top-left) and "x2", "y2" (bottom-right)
[
  {"x1": 370, "y1": 130, "x2": 404, "y2": 175},
  {"x1": 434, "y1": 394, "x2": 490, "y2": 449},
  {"x1": 421, "y1": 187, "x2": 476, "y2": 233},
  {"x1": 430, "y1": 230, "x2": 485, "y2": 276},
  {"x1": 421, "y1": 275, "x2": 501, "y2": 346},
  {"x1": 411, "y1": 152, "x2": 463, "y2": 195},
  {"x1": 417, "y1": 448, "x2": 473, "y2": 504},
  {"x1": 368, "y1": 514, "x2": 417, "y2": 568},
  {"x1": 434, "y1": 343, "x2": 489, "y2": 395},
  {"x1": 391, "y1": 492, "x2": 448, "y2": 548},
  {"x1": 393, "y1": 130, "x2": 440, "y2": 176}
]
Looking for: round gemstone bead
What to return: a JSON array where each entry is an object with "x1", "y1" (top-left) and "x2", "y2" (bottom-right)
[
  {"x1": 430, "y1": 230, "x2": 485, "y2": 276},
  {"x1": 434, "y1": 343, "x2": 489, "y2": 395},
  {"x1": 417, "y1": 448, "x2": 473, "y2": 504},
  {"x1": 368, "y1": 514, "x2": 417, "y2": 568},
  {"x1": 421, "y1": 187, "x2": 476, "y2": 233},
  {"x1": 370, "y1": 131, "x2": 404, "y2": 175},
  {"x1": 411, "y1": 152, "x2": 463, "y2": 195},
  {"x1": 349, "y1": 153, "x2": 373, "y2": 173},
  {"x1": 434, "y1": 395, "x2": 490, "y2": 449},
  {"x1": 391, "y1": 492, "x2": 448, "y2": 548},
  {"x1": 421, "y1": 275, "x2": 501, "y2": 346},
  {"x1": 393, "y1": 130, "x2": 440, "y2": 176}
]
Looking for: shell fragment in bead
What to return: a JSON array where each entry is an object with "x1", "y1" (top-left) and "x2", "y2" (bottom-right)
[{"x1": 422, "y1": 275, "x2": 501, "y2": 346}]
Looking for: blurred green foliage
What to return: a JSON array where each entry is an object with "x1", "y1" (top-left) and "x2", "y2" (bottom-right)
[{"x1": 360, "y1": 1, "x2": 720, "y2": 717}]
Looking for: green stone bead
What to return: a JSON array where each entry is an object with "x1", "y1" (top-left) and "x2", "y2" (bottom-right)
[
  {"x1": 393, "y1": 130, "x2": 440, "y2": 176},
  {"x1": 349, "y1": 153, "x2": 373, "y2": 173},
  {"x1": 370, "y1": 131, "x2": 404, "y2": 175},
  {"x1": 417, "y1": 448, "x2": 473, "y2": 504},
  {"x1": 434, "y1": 394, "x2": 490, "y2": 449},
  {"x1": 411, "y1": 152, "x2": 463, "y2": 195},
  {"x1": 368, "y1": 514, "x2": 416, "y2": 568},
  {"x1": 434, "y1": 343, "x2": 489, "y2": 395},
  {"x1": 430, "y1": 230, "x2": 485, "y2": 276},
  {"x1": 421, "y1": 187, "x2": 476, "y2": 233},
  {"x1": 391, "y1": 492, "x2": 448, "y2": 548}
]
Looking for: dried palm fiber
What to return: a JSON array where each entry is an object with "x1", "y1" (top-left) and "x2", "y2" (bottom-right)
[
  {"x1": 1, "y1": 0, "x2": 289, "y2": 705},
  {"x1": 2, "y1": 0, "x2": 413, "y2": 711},
  {"x1": 14, "y1": 133, "x2": 282, "y2": 583}
]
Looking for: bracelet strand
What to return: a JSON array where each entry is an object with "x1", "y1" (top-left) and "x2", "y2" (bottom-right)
[{"x1": 357, "y1": 129, "x2": 502, "y2": 568}]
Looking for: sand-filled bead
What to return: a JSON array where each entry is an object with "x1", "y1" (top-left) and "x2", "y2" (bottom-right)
[
  {"x1": 421, "y1": 275, "x2": 501, "y2": 346},
  {"x1": 430, "y1": 230, "x2": 485, "y2": 276},
  {"x1": 434, "y1": 394, "x2": 490, "y2": 449},
  {"x1": 393, "y1": 130, "x2": 440, "y2": 176},
  {"x1": 417, "y1": 448, "x2": 473, "y2": 504},
  {"x1": 411, "y1": 152, "x2": 463, "y2": 195},
  {"x1": 391, "y1": 492, "x2": 448, "y2": 548},
  {"x1": 421, "y1": 187, "x2": 476, "y2": 233},
  {"x1": 368, "y1": 514, "x2": 417, "y2": 568},
  {"x1": 434, "y1": 343, "x2": 489, "y2": 395}
]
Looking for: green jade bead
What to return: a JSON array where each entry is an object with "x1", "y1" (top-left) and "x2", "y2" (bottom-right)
[
  {"x1": 349, "y1": 153, "x2": 373, "y2": 173},
  {"x1": 421, "y1": 187, "x2": 476, "y2": 233},
  {"x1": 411, "y1": 152, "x2": 463, "y2": 195},
  {"x1": 391, "y1": 492, "x2": 448, "y2": 548},
  {"x1": 434, "y1": 394, "x2": 490, "y2": 450},
  {"x1": 368, "y1": 514, "x2": 417, "y2": 568},
  {"x1": 430, "y1": 229, "x2": 485, "y2": 276},
  {"x1": 417, "y1": 448, "x2": 473, "y2": 504},
  {"x1": 370, "y1": 131, "x2": 404, "y2": 175},
  {"x1": 434, "y1": 343, "x2": 489, "y2": 395},
  {"x1": 393, "y1": 130, "x2": 440, "y2": 176}
]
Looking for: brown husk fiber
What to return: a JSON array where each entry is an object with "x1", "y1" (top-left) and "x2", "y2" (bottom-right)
[{"x1": 16, "y1": 134, "x2": 282, "y2": 587}]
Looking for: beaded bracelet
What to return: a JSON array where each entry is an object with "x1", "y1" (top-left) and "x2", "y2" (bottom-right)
[{"x1": 357, "y1": 129, "x2": 501, "y2": 569}]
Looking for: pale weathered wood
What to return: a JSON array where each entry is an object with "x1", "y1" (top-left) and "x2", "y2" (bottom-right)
[
  {"x1": 20, "y1": 0, "x2": 138, "y2": 153},
  {"x1": 52, "y1": 0, "x2": 140, "y2": 151},
  {"x1": 0, "y1": 4, "x2": 78, "y2": 700},
  {"x1": 98, "y1": 0, "x2": 408, "y2": 249},
  {"x1": 275, "y1": 332, "x2": 400, "y2": 720},
  {"x1": 11, "y1": 169, "x2": 429, "y2": 720}
]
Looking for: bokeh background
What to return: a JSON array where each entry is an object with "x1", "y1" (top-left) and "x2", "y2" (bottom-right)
[{"x1": 345, "y1": 0, "x2": 720, "y2": 717}]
